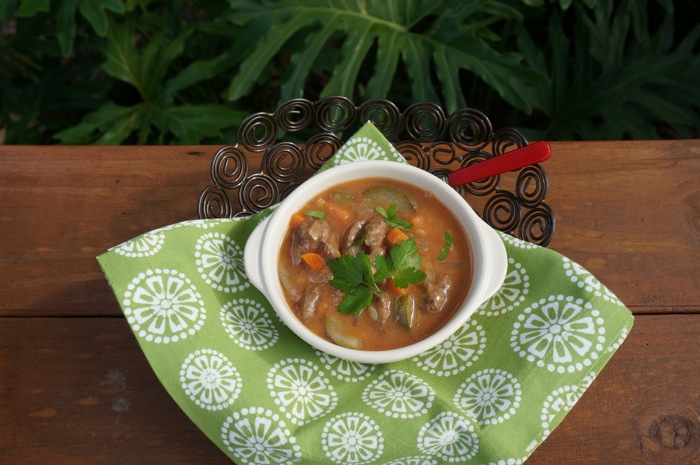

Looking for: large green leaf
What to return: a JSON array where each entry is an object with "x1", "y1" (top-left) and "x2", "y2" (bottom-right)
[
  {"x1": 514, "y1": 0, "x2": 700, "y2": 140},
  {"x1": 54, "y1": 0, "x2": 124, "y2": 56},
  {"x1": 54, "y1": 100, "x2": 246, "y2": 145},
  {"x1": 155, "y1": 104, "x2": 246, "y2": 144},
  {"x1": 78, "y1": 0, "x2": 124, "y2": 36},
  {"x1": 15, "y1": 0, "x2": 49, "y2": 16},
  {"x1": 103, "y1": 22, "x2": 192, "y2": 100},
  {"x1": 54, "y1": 14, "x2": 243, "y2": 145},
  {"x1": 225, "y1": 0, "x2": 547, "y2": 113},
  {"x1": 54, "y1": 103, "x2": 143, "y2": 145}
]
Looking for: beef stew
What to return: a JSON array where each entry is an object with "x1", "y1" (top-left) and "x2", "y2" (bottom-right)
[{"x1": 278, "y1": 178, "x2": 472, "y2": 351}]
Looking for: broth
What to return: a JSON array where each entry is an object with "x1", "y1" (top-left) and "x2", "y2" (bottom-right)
[{"x1": 277, "y1": 178, "x2": 472, "y2": 351}]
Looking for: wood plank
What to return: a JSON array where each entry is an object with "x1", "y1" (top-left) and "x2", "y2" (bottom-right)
[
  {"x1": 0, "y1": 317, "x2": 231, "y2": 465},
  {"x1": 0, "y1": 146, "x2": 216, "y2": 317},
  {"x1": 544, "y1": 140, "x2": 700, "y2": 314},
  {"x1": 0, "y1": 141, "x2": 698, "y2": 316},
  {"x1": 0, "y1": 314, "x2": 698, "y2": 464}
]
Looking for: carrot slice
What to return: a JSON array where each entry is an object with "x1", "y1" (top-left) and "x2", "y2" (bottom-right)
[
  {"x1": 290, "y1": 212, "x2": 306, "y2": 230},
  {"x1": 327, "y1": 203, "x2": 351, "y2": 222},
  {"x1": 386, "y1": 279, "x2": 408, "y2": 296},
  {"x1": 385, "y1": 227, "x2": 408, "y2": 245},
  {"x1": 409, "y1": 215, "x2": 424, "y2": 227},
  {"x1": 300, "y1": 252, "x2": 326, "y2": 272}
]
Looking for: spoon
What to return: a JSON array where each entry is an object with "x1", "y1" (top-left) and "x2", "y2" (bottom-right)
[{"x1": 447, "y1": 141, "x2": 551, "y2": 187}]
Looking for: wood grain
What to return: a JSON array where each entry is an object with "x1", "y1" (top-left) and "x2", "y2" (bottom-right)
[
  {"x1": 0, "y1": 317, "x2": 230, "y2": 465},
  {"x1": 0, "y1": 315, "x2": 698, "y2": 465},
  {"x1": 544, "y1": 140, "x2": 700, "y2": 314},
  {"x1": 0, "y1": 146, "x2": 213, "y2": 316}
]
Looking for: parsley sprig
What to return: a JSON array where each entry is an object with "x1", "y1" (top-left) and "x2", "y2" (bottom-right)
[
  {"x1": 328, "y1": 238, "x2": 427, "y2": 315},
  {"x1": 305, "y1": 210, "x2": 326, "y2": 219},
  {"x1": 375, "y1": 204, "x2": 413, "y2": 231},
  {"x1": 438, "y1": 231, "x2": 454, "y2": 261}
]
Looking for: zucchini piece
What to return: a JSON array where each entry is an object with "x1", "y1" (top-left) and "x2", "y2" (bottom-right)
[
  {"x1": 325, "y1": 313, "x2": 361, "y2": 349},
  {"x1": 395, "y1": 294, "x2": 415, "y2": 329},
  {"x1": 331, "y1": 190, "x2": 355, "y2": 202},
  {"x1": 361, "y1": 186, "x2": 417, "y2": 213}
]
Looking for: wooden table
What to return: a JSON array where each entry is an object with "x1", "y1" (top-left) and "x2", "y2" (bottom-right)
[{"x1": 1, "y1": 140, "x2": 698, "y2": 464}]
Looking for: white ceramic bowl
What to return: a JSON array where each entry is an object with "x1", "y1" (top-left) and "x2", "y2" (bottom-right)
[{"x1": 244, "y1": 160, "x2": 507, "y2": 364}]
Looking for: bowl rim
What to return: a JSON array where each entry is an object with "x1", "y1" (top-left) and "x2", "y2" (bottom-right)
[{"x1": 245, "y1": 160, "x2": 501, "y2": 364}]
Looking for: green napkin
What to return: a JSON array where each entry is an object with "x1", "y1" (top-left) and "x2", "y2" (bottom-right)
[{"x1": 98, "y1": 122, "x2": 633, "y2": 465}]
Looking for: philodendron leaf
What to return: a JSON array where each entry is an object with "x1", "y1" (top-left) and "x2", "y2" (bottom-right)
[
  {"x1": 55, "y1": 0, "x2": 124, "y2": 56},
  {"x1": 103, "y1": 21, "x2": 191, "y2": 100},
  {"x1": 227, "y1": 10, "x2": 319, "y2": 101},
  {"x1": 164, "y1": 51, "x2": 241, "y2": 99},
  {"x1": 102, "y1": 21, "x2": 139, "y2": 88},
  {"x1": 513, "y1": 0, "x2": 700, "y2": 140},
  {"x1": 56, "y1": 101, "x2": 246, "y2": 145},
  {"x1": 79, "y1": 0, "x2": 124, "y2": 36},
  {"x1": 16, "y1": 0, "x2": 49, "y2": 16},
  {"x1": 280, "y1": 19, "x2": 339, "y2": 99},
  {"x1": 364, "y1": 29, "x2": 404, "y2": 99},
  {"x1": 54, "y1": 103, "x2": 143, "y2": 145},
  {"x1": 155, "y1": 105, "x2": 246, "y2": 144},
  {"x1": 320, "y1": 18, "x2": 376, "y2": 98},
  {"x1": 226, "y1": 0, "x2": 545, "y2": 113}
]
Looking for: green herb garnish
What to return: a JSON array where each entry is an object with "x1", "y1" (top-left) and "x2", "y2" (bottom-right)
[
  {"x1": 438, "y1": 231, "x2": 454, "y2": 261},
  {"x1": 375, "y1": 204, "x2": 413, "y2": 231},
  {"x1": 305, "y1": 210, "x2": 326, "y2": 219},
  {"x1": 328, "y1": 238, "x2": 427, "y2": 316},
  {"x1": 350, "y1": 231, "x2": 368, "y2": 249}
]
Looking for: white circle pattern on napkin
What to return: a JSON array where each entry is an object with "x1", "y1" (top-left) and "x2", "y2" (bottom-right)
[
  {"x1": 122, "y1": 268, "x2": 206, "y2": 343},
  {"x1": 322, "y1": 412, "x2": 384, "y2": 464},
  {"x1": 479, "y1": 257, "x2": 530, "y2": 317},
  {"x1": 220, "y1": 297, "x2": 279, "y2": 350},
  {"x1": 113, "y1": 231, "x2": 165, "y2": 257},
  {"x1": 327, "y1": 136, "x2": 395, "y2": 167},
  {"x1": 316, "y1": 352, "x2": 377, "y2": 382},
  {"x1": 361, "y1": 370, "x2": 435, "y2": 419},
  {"x1": 453, "y1": 368, "x2": 522, "y2": 425},
  {"x1": 180, "y1": 348, "x2": 242, "y2": 411},
  {"x1": 562, "y1": 256, "x2": 625, "y2": 306},
  {"x1": 413, "y1": 320, "x2": 486, "y2": 377},
  {"x1": 267, "y1": 358, "x2": 338, "y2": 426},
  {"x1": 417, "y1": 412, "x2": 479, "y2": 462},
  {"x1": 221, "y1": 407, "x2": 301, "y2": 465},
  {"x1": 511, "y1": 295, "x2": 606, "y2": 373},
  {"x1": 195, "y1": 231, "x2": 249, "y2": 293}
]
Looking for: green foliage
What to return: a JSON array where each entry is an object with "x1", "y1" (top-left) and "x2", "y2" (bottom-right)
[
  {"x1": 1, "y1": 0, "x2": 698, "y2": 144},
  {"x1": 54, "y1": 20, "x2": 245, "y2": 144},
  {"x1": 513, "y1": 0, "x2": 700, "y2": 139},
  {"x1": 226, "y1": 0, "x2": 547, "y2": 114}
]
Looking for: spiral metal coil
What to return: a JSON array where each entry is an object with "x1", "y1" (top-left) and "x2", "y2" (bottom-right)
[{"x1": 197, "y1": 96, "x2": 555, "y2": 246}]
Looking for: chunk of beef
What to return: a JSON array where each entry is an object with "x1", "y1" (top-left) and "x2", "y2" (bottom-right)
[
  {"x1": 364, "y1": 216, "x2": 388, "y2": 257},
  {"x1": 372, "y1": 292, "x2": 391, "y2": 324},
  {"x1": 296, "y1": 284, "x2": 322, "y2": 323},
  {"x1": 321, "y1": 229, "x2": 341, "y2": 260},
  {"x1": 342, "y1": 219, "x2": 367, "y2": 255},
  {"x1": 291, "y1": 218, "x2": 340, "y2": 265},
  {"x1": 421, "y1": 274, "x2": 451, "y2": 313}
]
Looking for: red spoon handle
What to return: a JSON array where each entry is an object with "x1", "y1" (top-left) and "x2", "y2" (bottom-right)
[{"x1": 447, "y1": 141, "x2": 551, "y2": 187}]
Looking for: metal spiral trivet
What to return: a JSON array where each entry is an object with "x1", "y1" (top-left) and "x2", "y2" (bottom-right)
[{"x1": 197, "y1": 96, "x2": 555, "y2": 246}]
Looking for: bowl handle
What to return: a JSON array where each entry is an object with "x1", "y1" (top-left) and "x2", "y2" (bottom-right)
[
  {"x1": 244, "y1": 216, "x2": 272, "y2": 292},
  {"x1": 478, "y1": 223, "x2": 508, "y2": 301}
]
